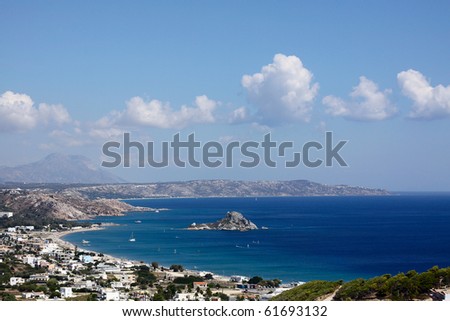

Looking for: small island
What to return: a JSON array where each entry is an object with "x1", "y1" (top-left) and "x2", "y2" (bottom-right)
[{"x1": 188, "y1": 211, "x2": 258, "y2": 232}]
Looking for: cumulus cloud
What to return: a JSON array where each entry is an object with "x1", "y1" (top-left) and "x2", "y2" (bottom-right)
[
  {"x1": 323, "y1": 76, "x2": 396, "y2": 121},
  {"x1": 122, "y1": 94, "x2": 217, "y2": 129},
  {"x1": 242, "y1": 53, "x2": 319, "y2": 125},
  {"x1": 0, "y1": 91, "x2": 71, "y2": 132},
  {"x1": 397, "y1": 69, "x2": 450, "y2": 119},
  {"x1": 228, "y1": 106, "x2": 249, "y2": 124}
]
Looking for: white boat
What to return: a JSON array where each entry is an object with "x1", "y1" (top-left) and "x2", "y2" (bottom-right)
[
  {"x1": 82, "y1": 240, "x2": 90, "y2": 244},
  {"x1": 155, "y1": 209, "x2": 160, "y2": 213},
  {"x1": 134, "y1": 220, "x2": 142, "y2": 224},
  {"x1": 261, "y1": 226, "x2": 269, "y2": 230},
  {"x1": 129, "y1": 233, "x2": 136, "y2": 242}
]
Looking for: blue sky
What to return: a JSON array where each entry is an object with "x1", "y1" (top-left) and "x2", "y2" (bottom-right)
[{"x1": 1, "y1": 1, "x2": 449, "y2": 191}]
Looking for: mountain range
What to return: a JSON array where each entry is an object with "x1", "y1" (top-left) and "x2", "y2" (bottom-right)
[
  {"x1": 69, "y1": 179, "x2": 389, "y2": 199},
  {"x1": 0, "y1": 153, "x2": 125, "y2": 184}
]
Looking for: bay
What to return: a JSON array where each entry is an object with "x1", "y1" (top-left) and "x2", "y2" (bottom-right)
[{"x1": 63, "y1": 194, "x2": 450, "y2": 282}]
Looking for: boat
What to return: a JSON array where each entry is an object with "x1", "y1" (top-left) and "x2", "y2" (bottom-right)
[
  {"x1": 129, "y1": 233, "x2": 136, "y2": 242},
  {"x1": 261, "y1": 226, "x2": 269, "y2": 230},
  {"x1": 82, "y1": 240, "x2": 90, "y2": 244},
  {"x1": 155, "y1": 209, "x2": 160, "y2": 213},
  {"x1": 134, "y1": 220, "x2": 142, "y2": 224}
]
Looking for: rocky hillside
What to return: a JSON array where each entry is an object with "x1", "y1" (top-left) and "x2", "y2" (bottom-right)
[
  {"x1": 69, "y1": 179, "x2": 389, "y2": 199},
  {"x1": 188, "y1": 211, "x2": 258, "y2": 231},
  {"x1": 0, "y1": 189, "x2": 145, "y2": 222}
]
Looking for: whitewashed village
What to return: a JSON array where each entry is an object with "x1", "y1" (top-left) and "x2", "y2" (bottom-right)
[{"x1": 0, "y1": 213, "x2": 296, "y2": 301}]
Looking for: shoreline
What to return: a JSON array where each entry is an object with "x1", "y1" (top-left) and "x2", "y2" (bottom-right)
[
  {"x1": 119, "y1": 194, "x2": 394, "y2": 201},
  {"x1": 43, "y1": 226, "x2": 233, "y2": 283}
]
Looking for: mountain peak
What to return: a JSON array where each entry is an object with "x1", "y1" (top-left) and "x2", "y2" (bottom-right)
[{"x1": 0, "y1": 154, "x2": 125, "y2": 184}]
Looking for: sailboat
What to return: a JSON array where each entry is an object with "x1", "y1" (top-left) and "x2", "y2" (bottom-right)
[{"x1": 129, "y1": 232, "x2": 136, "y2": 242}]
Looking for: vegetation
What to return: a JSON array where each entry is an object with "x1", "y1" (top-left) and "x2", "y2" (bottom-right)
[
  {"x1": 273, "y1": 266, "x2": 450, "y2": 301},
  {"x1": 247, "y1": 276, "x2": 281, "y2": 287},
  {"x1": 334, "y1": 266, "x2": 450, "y2": 301},
  {"x1": 173, "y1": 275, "x2": 204, "y2": 285},
  {"x1": 248, "y1": 276, "x2": 263, "y2": 284},
  {"x1": 169, "y1": 264, "x2": 184, "y2": 272},
  {"x1": 0, "y1": 292, "x2": 17, "y2": 301},
  {"x1": 134, "y1": 265, "x2": 157, "y2": 289},
  {"x1": 152, "y1": 284, "x2": 178, "y2": 301},
  {"x1": 271, "y1": 280, "x2": 342, "y2": 301},
  {"x1": 212, "y1": 292, "x2": 229, "y2": 301}
]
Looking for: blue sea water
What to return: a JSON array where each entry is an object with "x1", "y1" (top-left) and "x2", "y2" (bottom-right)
[{"x1": 63, "y1": 194, "x2": 450, "y2": 282}]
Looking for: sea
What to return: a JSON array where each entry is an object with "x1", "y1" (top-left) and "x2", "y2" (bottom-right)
[{"x1": 63, "y1": 194, "x2": 450, "y2": 283}]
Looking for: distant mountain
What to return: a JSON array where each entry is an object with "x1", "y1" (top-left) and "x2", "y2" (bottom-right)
[
  {"x1": 69, "y1": 179, "x2": 390, "y2": 199},
  {"x1": 0, "y1": 153, "x2": 126, "y2": 184}
]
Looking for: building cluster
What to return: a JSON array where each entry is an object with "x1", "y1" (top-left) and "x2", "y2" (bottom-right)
[{"x1": 0, "y1": 227, "x2": 295, "y2": 301}]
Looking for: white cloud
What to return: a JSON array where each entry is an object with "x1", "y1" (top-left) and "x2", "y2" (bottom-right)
[
  {"x1": 90, "y1": 95, "x2": 218, "y2": 135},
  {"x1": 38, "y1": 103, "x2": 71, "y2": 126},
  {"x1": 121, "y1": 95, "x2": 217, "y2": 129},
  {"x1": 228, "y1": 106, "x2": 249, "y2": 124},
  {"x1": 397, "y1": 69, "x2": 450, "y2": 119},
  {"x1": 241, "y1": 53, "x2": 319, "y2": 125},
  {"x1": 0, "y1": 91, "x2": 71, "y2": 132},
  {"x1": 323, "y1": 76, "x2": 396, "y2": 121},
  {"x1": 0, "y1": 91, "x2": 39, "y2": 132}
]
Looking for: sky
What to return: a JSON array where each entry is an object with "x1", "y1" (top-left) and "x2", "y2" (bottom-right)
[{"x1": 1, "y1": 0, "x2": 449, "y2": 191}]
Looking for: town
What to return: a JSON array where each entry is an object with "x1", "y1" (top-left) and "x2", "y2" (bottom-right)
[{"x1": 0, "y1": 224, "x2": 297, "y2": 301}]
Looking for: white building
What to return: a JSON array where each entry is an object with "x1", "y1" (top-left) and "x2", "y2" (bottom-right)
[
  {"x1": 111, "y1": 281, "x2": 128, "y2": 289},
  {"x1": 9, "y1": 277, "x2": 25, "y2": 286},
  {"x1": 73, "y1": 280, "x2": 97, "y2": 290},
  {"x1": 102, "y1": 289, "x2": 120, "y2": 301},
  {"x1": 60, "y1": 287, "x2": 73, "y2": 298},
  {"x1": 230, "y1": 275, "x2": 249, "y2": 283},
  {"x1": 0, "y1": 212, "x2": 13, "y2": 218},
  {"x1": 40, "y1": 243, "x2": 60, "y2": 255},
  {"x1": 23, "y1": 255, "x2": 40, "y2": 266},
  {"x1": 96, "y1": 263, "x2": 121, "y2": 273},
  {"x1": 29, "y1": 273, "x2": 50, "y2": 282}
]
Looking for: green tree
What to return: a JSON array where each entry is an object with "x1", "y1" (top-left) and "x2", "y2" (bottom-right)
[
  {"x1": 170, "y1": 264, "x2": 184, "y2": 272},
  {"x1": 0, "y1": 292, "x2": 16, "y2": 301},
  {"x1": 248, "y1": 276, "x2": 263, "y2": 284},
  {"x1": 47, "y1": 278, "x2": 59, "y2": 293}
]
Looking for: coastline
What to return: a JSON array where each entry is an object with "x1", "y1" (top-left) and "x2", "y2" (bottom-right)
[{"x1": 43, "y1": 226, "x2": 233, "y2": 283}]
